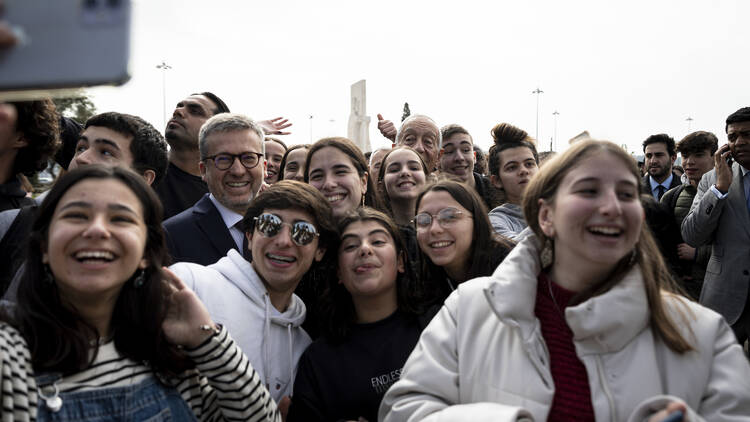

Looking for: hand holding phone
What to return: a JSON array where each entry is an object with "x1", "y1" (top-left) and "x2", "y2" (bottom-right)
[{"x1": 715, "y1": 144, "x2": 733, "y2": 193}]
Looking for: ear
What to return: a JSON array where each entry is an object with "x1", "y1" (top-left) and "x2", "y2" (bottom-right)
[
  {"x1": 12, "y1": 133, "x2": 28, "y2": 149},
  {"x1": 490, "y1": 174, "x2": 503, "y2": 190},
  {"x1": 263, "y1": 160, "x2": 268, "y2": 179},
  {"x1": 439, "y1": 148, "x2": 445, "y2": 158},
  {"x1": 537, "y1": 198, "x2": 555, "y2": 238},
  {"x1": 42, "y1": 252, "x2": 49, "y2": 264},
  {"x1": 670, "y1": 154, "x2": 677, "y2": 164},
  {"x1": 199, "y1": 161, "x2": 207, "y2": 180},
  {"x1": 142, "y1": 169, "x2": 156, "y2": 186},
  {"x1": 360, "y1": 171, "x2": 368, "y2": 194},
  {"x1": 314, "y1": 246, "x2": 326, "y2": 262},
  {"x1": 138, "y1": 258, "x2": 148, "y2": 269},
  {"x1": 397, "y1": 251, "x2": 405, "y2": 274}
]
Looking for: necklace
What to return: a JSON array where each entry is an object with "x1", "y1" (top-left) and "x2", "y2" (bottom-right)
[{"x1": 546, "y1": 275, "x2": 565, "y2": 318}]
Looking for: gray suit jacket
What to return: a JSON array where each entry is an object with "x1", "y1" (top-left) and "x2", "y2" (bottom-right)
[{"x1": 681, "y1": 163, "x2": 750, "y2": 325}]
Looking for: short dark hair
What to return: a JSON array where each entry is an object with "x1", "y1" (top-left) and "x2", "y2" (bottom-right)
[
  {"x1": 642, "y1": 134, "x2": 676, "y2": 157},
  {"x1": 318, "y1": 207, "x2": 425, "y2": 342},
  {"x1": 676, "y1": 131, "x2": 718, "y2": 156},
  {"x1": 725, "y1": 107, "x2": 750, "y2": 133},
  {"x1": 440, "y1": 124, "x2": 472, "y2": 147},
  {"x1": 488, "y1": 123, "x2": 538, "y2": 178},
  {"x1": 242, "y1": 180, "x2": 337, "y2": 251},
  {"x1": 193, "y1": 91, "x2": 230, "y2": 115},
  {"x1": 11, "y1": 99, "x2": 60, "y2": 176},
  {"x1": 16, "y1": 165, "x2": 191, "y2": 375},
  {"x1": 85, "y1": 112, "x2": 169, "y2": 184}
]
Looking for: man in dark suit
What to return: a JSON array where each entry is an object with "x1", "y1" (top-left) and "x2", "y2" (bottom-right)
[
  {"x1": 164, "y1": 113, "x2": 266, "y2": 266},
  {"x1": 682, "y1": 107, "x2": 750, "y2": 344},
  {"x1": 641, "y1": 134, "x2": 682, "y2": 201}
]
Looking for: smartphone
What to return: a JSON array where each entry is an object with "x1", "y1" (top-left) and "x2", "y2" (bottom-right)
[
  {"x1": 722, "y1": 145, "x2": 733, "y2": 167},
  {"x1": 0, "y1": 0, "x2": 131, "y2": 93}
]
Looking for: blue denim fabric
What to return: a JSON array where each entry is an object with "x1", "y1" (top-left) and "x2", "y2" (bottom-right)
[{"x1": 35, "y1": 374, "x2": 197, "y2": 422}]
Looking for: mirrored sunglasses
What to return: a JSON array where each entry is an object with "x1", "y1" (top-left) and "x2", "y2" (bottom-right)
[{"x1": 253, "y1": 213, "x2": 319, "y2": 246}]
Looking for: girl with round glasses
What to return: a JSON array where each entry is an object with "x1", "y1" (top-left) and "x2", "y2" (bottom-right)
[
  {"x1": 415, "y1": 180, "x2": 513, "y2": 304},
  {"x1": 288, "y1": 208, "x2": 431, "y2": 422},
  {"x1": 487, "y1": 123, "x2": 540, "y2": 240},
  {"x1": 0, "y1": 165, "x2": 280, "y2": 421},
  {"x1": 305, "y1": 137, "x2": 384, "y2": 218},
  {"x1": 170, "y1": 180, "x2": 338, "y2": 409},
  {"x1": 381, "y1": 140, "x2": 750, "y2": 421}
]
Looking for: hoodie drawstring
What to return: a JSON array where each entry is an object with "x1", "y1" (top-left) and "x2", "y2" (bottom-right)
[
  {"x1": 263, "y1": 293, "x2": 271, "y2": 390},
  {"x1": 287, "y1": 323, "x2": 295, "y2": 390}
]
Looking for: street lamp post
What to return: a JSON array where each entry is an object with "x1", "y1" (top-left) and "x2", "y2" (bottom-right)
[
  {"x1": 686, "y1": 116, "x2": 693, "y2": 132},
  {"x1": 552, "y1": 110, "x2": 560, "y2": 151},
  {"x1": 309, "y1": 115, "x2": 314, "y2": 143},
  {"x1": 156, "y1": 61, "x2": 172, "y2": 129},
  {"x1": 532, "y1": 87, "x2": 544, "y2": 141}
]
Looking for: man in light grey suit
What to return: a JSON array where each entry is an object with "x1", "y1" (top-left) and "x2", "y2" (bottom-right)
[{"x1": 682, "y1": 106, "x2": 750, "y2": 343}]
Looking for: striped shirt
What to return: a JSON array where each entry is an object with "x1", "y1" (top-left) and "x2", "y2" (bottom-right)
[{"x1": 0, "y1": 323, "x2": 280, "y2": 422}]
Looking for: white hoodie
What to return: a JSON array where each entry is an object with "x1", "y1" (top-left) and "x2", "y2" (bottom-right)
[{"x1": 170, "y1": 249, "x2": 311, "y2": 404}]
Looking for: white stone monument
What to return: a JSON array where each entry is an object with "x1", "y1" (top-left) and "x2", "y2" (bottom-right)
[{"x1": 347, "y1": 80, "x2": 371, "y2": 152}]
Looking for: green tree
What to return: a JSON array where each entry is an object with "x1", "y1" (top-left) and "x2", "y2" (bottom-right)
[
  {"x1": 53, "y1": 91, "x2": 97, "y2": 123},
  {"x1": 401, "y1": 102, "x2": 411, "y2": 122}
]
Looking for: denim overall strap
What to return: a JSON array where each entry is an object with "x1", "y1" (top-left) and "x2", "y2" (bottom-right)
[{"x1": 34, "y1": 375, "x2": 197, "y2": 422}]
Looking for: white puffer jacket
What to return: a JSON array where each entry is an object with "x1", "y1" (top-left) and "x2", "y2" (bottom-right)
[{"x1": 379, "y1": 235, "x2": 750, "y2": 422}]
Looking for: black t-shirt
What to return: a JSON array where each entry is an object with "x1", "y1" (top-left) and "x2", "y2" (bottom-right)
[
  {"x1": 153, "y1": 162, "x2": 207, "y2": 220},
  {"x1": 288, "y1": 310, "x2": 423, "y2": 422}
]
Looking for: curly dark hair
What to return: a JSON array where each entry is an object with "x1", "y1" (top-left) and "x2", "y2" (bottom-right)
[
  {"x1": 11, "y1": 99, "x2": 60, "y2": 176},
  {"x1": 318, "y1": 207, "x2": 425, "y2": 342}
]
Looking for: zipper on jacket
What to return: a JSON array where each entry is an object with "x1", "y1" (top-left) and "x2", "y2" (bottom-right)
[{"x1": 595, "y1": 355, "x2": 617, "y2": 421}]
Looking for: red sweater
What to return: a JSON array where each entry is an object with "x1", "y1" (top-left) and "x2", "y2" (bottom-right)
[{"x1": 534, "y1": 273, "x2": 595, "y2": 421}]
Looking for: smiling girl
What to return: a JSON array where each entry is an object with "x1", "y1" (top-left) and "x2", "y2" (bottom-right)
[
  {"x1": 288, "y1": 208, "x2": 430, "y2": 422},
  {"x1": 0, "y1": 165, "x2": 279, "y2": 421},
  {"x1": 305, "y1": 137, "x2": 383, "y2": 217},
  {"x1": 415, "y1": 180, "x2": 513, "y2": 304},
  {"x1": 381, "y1": 140, "x2": 750, "y2": 421}
]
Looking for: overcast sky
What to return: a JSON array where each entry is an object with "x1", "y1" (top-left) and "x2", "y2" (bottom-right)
[{"x1": 88, "y1": 0, "x2": 749, "y2": 155}]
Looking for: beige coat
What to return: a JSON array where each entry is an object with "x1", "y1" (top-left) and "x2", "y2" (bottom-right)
[{"x1": 379, "y1": 235, "x2": 750, "y2": 422}]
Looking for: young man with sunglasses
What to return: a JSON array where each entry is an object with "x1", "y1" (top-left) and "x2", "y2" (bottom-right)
[
  {"x1": 164, "y1": 113, "x2": 266, "y2": 265},
  {"x1": 170, "y1": 180, "x2": 337, "y2": 408}
]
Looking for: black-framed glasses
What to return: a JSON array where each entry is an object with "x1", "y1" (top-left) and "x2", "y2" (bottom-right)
[
  {"x1": 204, "y1": 152, "x2": 264, "y2": 170},
  {"x1": 412, "y1": 207, "x2": 471, "y2": 230},
  {"x1": 253, "y1": 213, "x2": 319, "y2": 246}
]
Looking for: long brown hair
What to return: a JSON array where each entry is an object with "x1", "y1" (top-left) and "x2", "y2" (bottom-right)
[
  {"x1": 522, "y1": 139, "x2": 692, "y2": 353},
  {"x1": 304, "y1": 137, "x2": 385, "y2": 212}
]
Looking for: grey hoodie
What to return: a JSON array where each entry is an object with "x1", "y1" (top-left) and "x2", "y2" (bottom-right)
[
  {"x1": 170, "y1": 249, "x2": 311, "y2": 403},
  {"x1": 488, "y1": 203, "x2": 527, "y2": 241}
]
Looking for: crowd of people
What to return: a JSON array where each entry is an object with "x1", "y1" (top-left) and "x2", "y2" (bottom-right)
[{"x1": 0, "y1": 93, "x2": 749, "y2": 421}]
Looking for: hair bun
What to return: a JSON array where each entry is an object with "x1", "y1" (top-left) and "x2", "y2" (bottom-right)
[{"x1": 490, "y1": 123, "x2": 535, "y2": 146}]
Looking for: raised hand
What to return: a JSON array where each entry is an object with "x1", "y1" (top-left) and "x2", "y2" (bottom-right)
[
  {"x1": 259, "y1": 117, "x2": 293, "y2": 135},
  {"x1": 161, "y1": 267, "x2": 217, "y2": 348},
  {"x1": 377, "y1": 113, "x2": 397, "y2": 142}
]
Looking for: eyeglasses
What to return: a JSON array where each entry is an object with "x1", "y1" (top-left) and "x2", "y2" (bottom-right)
[
  {"x1": 412, "y1": 207, "x2": 471, "y2": 230},
  {"x1": 253, "y1": 213, "x2": 319, "y2": 246},
  {"x1": 204, "y1": 152, "x2": 264, "y2": 170}
]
